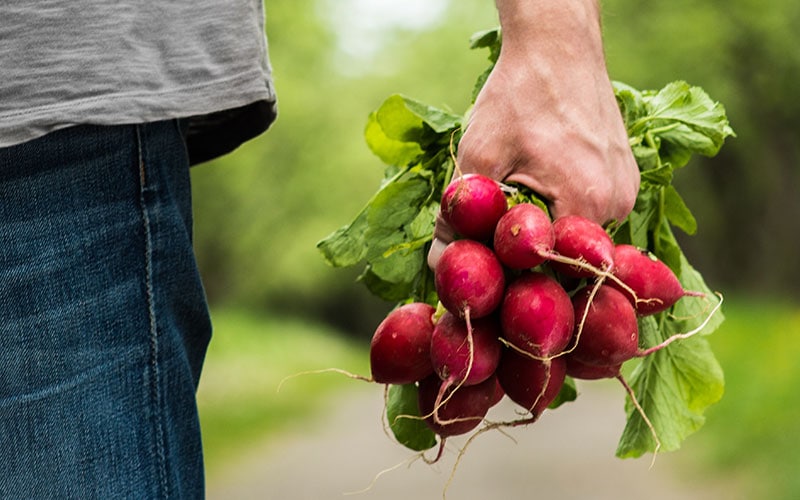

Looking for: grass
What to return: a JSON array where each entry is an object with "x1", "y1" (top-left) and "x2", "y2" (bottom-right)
[{"x1": 196, "y1": 308, "x2": 369, "y2": 481}]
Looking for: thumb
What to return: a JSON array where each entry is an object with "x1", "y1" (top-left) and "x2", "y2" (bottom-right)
[{"x1": 427, "y1": 212, "x2": 455, "y2": 271}]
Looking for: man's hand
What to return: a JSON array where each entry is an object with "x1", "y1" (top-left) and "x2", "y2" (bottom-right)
[{"x1": 429, "y1": 0, "x2": 639, "y2": 269}]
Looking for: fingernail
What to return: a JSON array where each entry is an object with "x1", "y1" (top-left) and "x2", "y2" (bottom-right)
[{"x1": 427, "y1": 238, "x2": 447, "y2": 270}]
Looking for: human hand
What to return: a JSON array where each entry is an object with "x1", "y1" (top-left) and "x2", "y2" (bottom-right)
[{"x1": 429, "y1": 0, "x2": 640, "y2": 269}]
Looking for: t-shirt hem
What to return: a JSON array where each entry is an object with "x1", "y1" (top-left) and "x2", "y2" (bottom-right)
[{"x1": 0, "y1": 68, "x2": 276, "y2": 149}]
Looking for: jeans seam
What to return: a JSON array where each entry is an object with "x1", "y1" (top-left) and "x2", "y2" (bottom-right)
[{"x1": 136, "y1": 124, "x2": 170, "y2": 499}]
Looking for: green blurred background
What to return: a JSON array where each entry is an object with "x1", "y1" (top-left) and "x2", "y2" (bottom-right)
[{"x1": 193, "y1": 0, "x2": 800, "y2": 498}]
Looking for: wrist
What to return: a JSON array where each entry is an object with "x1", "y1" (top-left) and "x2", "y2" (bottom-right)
[{"x1": 495, "y1": 0, "x2": 604, "y2": 63}]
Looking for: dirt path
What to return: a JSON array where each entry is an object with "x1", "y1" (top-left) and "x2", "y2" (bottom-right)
[{"x1": 207, "y1": 379, "x2": 740, "y2": 500}]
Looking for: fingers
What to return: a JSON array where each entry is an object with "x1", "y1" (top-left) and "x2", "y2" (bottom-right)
[
  {"x1": 551, "y1": 154, "x2": 640, "y2": 226},
  {"x1": 427, "y1": 212, "x2": 455, "y2": 270},
  {"x1": 427, "y1": 167, "x2": 638, "y2": 272},
  {"x1": 502, "y1": 140, "x2": 640, "y2": 227},
  {"x1": 427, "y1": 237, "x2": 448, "y2": 271}
]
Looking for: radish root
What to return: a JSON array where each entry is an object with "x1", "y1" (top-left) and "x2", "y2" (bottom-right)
[
  {"x1": 615, "y1": 373, "x2": 662, "y2": 468},
  {"x1": 432, "y1": 307, "x2": 476, "y2": 426},
  {"x1": 343, "y1": 453, "x2": 424, "y2": 496},
  {"x1": 276, "y1": 367, "x2": 372, "y2": 393},
  {"x1": 637, "y1": 292, "x2": 724, "y2": 358}
]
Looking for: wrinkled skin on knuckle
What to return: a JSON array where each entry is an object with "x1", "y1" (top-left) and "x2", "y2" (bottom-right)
[{"x1": 456, "y1": 124, "x2": 515, "y2": 181}]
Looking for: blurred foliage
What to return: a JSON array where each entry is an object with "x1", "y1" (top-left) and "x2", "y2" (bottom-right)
[
  {"x1": 601, "y1": 0, "x2": 800, "y2": 305},
  {"x1": 192, "y1": 2, "x2": 800, "y2": 495},
  {"x1": 191, "y1": 0, "x2": 799, "y2": 338},
  {"x1": 675, "y1": 297, "x2": 800, "y2": 500},
  {"x1": 191, "y1": 0, "x2": 496, "y2": 335}
]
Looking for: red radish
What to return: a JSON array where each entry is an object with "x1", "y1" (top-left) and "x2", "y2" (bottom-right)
[
  {"x1": 418, "y1": 374, "x2": 498, "y2": 437},
  {"x1": 549, "y1": 215, "x2": 616, "y2": 278},
  {"x1": 570, "y1": 284, "x2": 640, "y2": 367},
  {"x1": 440, "y1": 173, "x2": 508, "y2": 241},
  {"x1": 495, "y1": 350, "x2": 566, "y2": 416},
  {"x1": 565, "y1": 355, "x2": 622, "y2": 380},
  {"x1": 492, "y1": 203, "x2": 554, "y2": 270},
  {"x1": 430, "y1": 311, "x2": 502, "y2": 387},
  {"x1": 435, "y1": 240, "x2": 505, "y2": 319},
  {"x1": 370, "y1": 302, "x2": 436, "y2": 384},
  {"x1": 611, "y1": 244, "x2": 703, "y2": 315},
  {"x1": 488, "y1": 376, "x2": 506, "y2": 407},
  {"x1": 500, "y1": 272, "x2": 575, "y2": 359}
]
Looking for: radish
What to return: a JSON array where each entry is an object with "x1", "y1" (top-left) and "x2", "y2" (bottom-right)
[
  {"x1": 570, "y1": 284, "x2": 640, "y2": 367},
  {"x1": 611, "y1": 244, "x2": 704, "y2": 315},
  {"x1": 492, "y1": 203, "x2": 554, "y2": 270},
  {"x1": 564, "y1": 355, "x2": 622, "y2": 380},
  {"x1": 434, "y1": 239, "x2": 505, "y2": 319},
  {"x1": 440, "y1": 173, "x2": 508, "y2": 241},
  {"x1": 495, "y1": 350, "x2": 566, "y2": 417},
  {"x1": 370, "y1": 302, "x2": 436, "y2": 384},
  {"x1": 430, "y1": 311, "x2": 502, "y2": 387},
  {"x1": 500, "y1": 272, "x2": 575, "y2": 359},
  {"x1": 418, "y1": 374, "x2": 498, "y2": 437},
  {"x1": 488, "y1": 376, "x2": 505, "y2": 407},
  {"x1": 571, "y1": 278, "x2": 724, "y2": 365},
  {"x1": 549, "y1": 215, "x2": 615, "y2": 278}
]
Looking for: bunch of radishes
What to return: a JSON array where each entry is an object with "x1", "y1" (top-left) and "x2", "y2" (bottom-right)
[{"x1": 369, "y1": 173, "x2": 712, "y2": 447}]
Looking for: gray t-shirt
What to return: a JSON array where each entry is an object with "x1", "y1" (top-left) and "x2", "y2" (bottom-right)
[{"x1": 0, "y1": 0, "x2": 277, "y2": 164}]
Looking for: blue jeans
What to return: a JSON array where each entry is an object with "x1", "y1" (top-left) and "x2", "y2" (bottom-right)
[{"x1": 0, "y1": 121, "x2": 212, "y2": 499}]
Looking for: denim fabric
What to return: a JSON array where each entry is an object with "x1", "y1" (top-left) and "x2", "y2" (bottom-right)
[{"x1": 0, "y1": 120, "x2": 212, "y2": 499}]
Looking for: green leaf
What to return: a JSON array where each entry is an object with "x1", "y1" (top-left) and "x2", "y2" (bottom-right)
[
  {"x1": 316, "y1": 166, "x2": 414, "y2": 268},
  {"x1": 358, "y1": 266, "x2": 416, "y2": 303},
  {"x1": 654, "y1": 218, "x2": 683, "y2": 274},
  {"x1": 352, "y1": 174, "x2": 436, "y2": 301},
  {"x1": 365, "y1": 94, "x2": 461, "y2": 168},
  {"x1": 673, "y1": 253, "x2": 726, "y2": 335},
  {"x1": 504, "y1": 182, "x2": 551, "y2": 219},
  {"x1": 616, "y1": 252, "x2": 724, "y2": 458},
  {"x1": 367, "y1": 248, "x2": 424, "y2": 293},
  {"x1": 469, "y1": 27, "x2": 501, "y2": 58},
  {"x1": 616, "y1": 316, "x2": 724, "y2": 458},
  {"x1": 618, "y1": 188, "x2": 658, "y2": 249},
  {"x1": 658, "y1": 141, "x2": 694, "y2": 169},
  {"x1": 364, "y1": 101, "x2": 425, "y2": 167},
  {"x1": 613, "y1": 81, "x2": 648, "y2": 135},
  {"x1": 644, "y1": 81, "x2": 735, "y2": 158},
  {"x1": 364, "y1": 176, "x2": 432, "y2": 260},
  {"x1": 630, "y1": 144, "x2": 660, "y2": 172},
  {"x1": 386, "y1": 384, "x2": 437, "y2": 452},
  {"x1": 469, "y1": 28, "x2": 501, "y2": 101},
  {"x1": 548, "y1": 376, "x2": 577, "y2": 409},
  {"x1": 316, "y1": 208, "x2": 369, "y2": 267},
  {"x1": 402, "y1": 97, "x2": 462, "y2": 134},
  {"x1": 663, "y1": 185, "x2": 698, "y2": 235},
  {"x1": 364, "y1": 178, "x2": 429, "y2": 244},
  {"x1": 639, "y1": 165, "x2": 674, "y2": 187}
]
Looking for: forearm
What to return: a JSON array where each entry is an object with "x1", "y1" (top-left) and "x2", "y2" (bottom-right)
[
  {"x1": 429, "y1": 0, "x2": 639, "y2": 267},
  {"x1": 495, "y1": 0, "x2": 606, "y2": 70},
  {"x1": 429, "y1": 0, "x2": 638, "y2": 266},
  {"x1": 495, "y1": 0, "x2": 602, "y2": 38}
]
